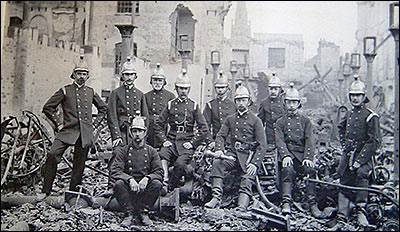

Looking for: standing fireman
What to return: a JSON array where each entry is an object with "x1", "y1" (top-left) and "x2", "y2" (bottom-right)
[
  {"x1": 39, "y1": 55, "x2": 107, "y2": 199},
  {"x1": 144, "y1": 63, "x2": 175, "y2": 150},
  {"x1": 155, "y1": 69, "x2": 209, "y2": 195},
  {"x1": 275, "y1": 83, "x2": 326, "y2": 218},
  {"x1": 107, "y1": 56, "x2": 149, "y2": 147},
  {"x1": 203, "y1": 71, "x2": 236, "y2": 149},
  {"x1": 106, "y1": 57, "x2": 149, "y2": 195},
  {"x1": 257, "y1": 72, "x2": 285, "y2": 149},
  {"x1": 110, "y1": 116, "x2": 163, "y2": 227},
  {"x1": 204, "y1": 86, "x2": 267, "y2": 212},
  {"x1": 332, "y1": 76, "x2": 381, "y2": 229}
]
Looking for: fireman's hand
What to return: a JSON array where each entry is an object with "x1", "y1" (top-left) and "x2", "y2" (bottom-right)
[
  {"x1": 246, "y1": 163, "x2": 257, "y2": 176},
  {"x1": 129, "y1": 178, "x2": 140, "y2": 192},
  {"x1": 55, "y1": 124, "x2": 63, "y2": 133},
  {"x1": 163, "y1": 141, "x2": 173, "y2": 148},
  {"x1": 112, "y1": 138, "x2": 123, "y2": 148},
  {"x1": 282, "y1": 157, "x2": 293, "y2": 168},
  {"x1": 183, "y1": 142, "x2": 193, "y2": 150},
  {"x1": 353, "y1": 161, "x2": 361, "y2": 169},
  {"x1": 302, "y1": 159, "x2": 314, "y2": 168},
  {"x1": 207, "y1": 141, "x2": 216, "y2": 150},
  {"x1": 138, "y1": 176, "x2": 149, "y2": 191},
  {"x1": 214, "y1": 150, "x2": 224, "y2": 159}
]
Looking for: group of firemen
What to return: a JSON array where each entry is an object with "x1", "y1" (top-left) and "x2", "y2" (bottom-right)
[{"x1": 37, "y1": 55, "x2": 380, "y2": 229}]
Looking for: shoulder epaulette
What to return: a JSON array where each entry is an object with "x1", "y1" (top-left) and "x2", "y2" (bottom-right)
[
  {"x1": 60, "y1": 85, "x2": 68, "y2": 95},
  {"x1": 366, "y1": 108, "x2": 379, "y2": 122},
  {"x1": 167, "y1": 98, "x2": 176, "y2": 110}
]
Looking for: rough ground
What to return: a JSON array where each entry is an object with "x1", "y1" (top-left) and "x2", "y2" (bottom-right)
[{"x1": 1, "y1": 107, "x2": 398, "y2": 231}]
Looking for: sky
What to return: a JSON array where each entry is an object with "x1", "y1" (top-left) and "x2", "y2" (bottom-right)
[{"x1": 224, "y1": 1, "x2": 358, "y2": 60}]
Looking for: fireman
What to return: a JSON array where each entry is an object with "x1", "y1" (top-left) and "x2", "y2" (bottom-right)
[
  {"x1": 203, "y1": 70, "x2": 236, "y2": 147},
  {"x1": 144, "y1": 63, "x2": 175, "y2": 150},
  {"x1": 257, "y1": 72, "x2": 285, "y2": 150},
  {"x1": 39, "y1": 55, "x2": 107, "y2": 200},
  {"x1": 332, "y1": 75, "x2": 381, "y2": 229},
  {"x1": 275, "y1": 83, "x2": 326, "y2": 218},
  {"x1": 106, "y1": 57, "x2": 149, "y2": 195},
  {"x1": 155, "y1": 69, "x2": 210, "y2": 195},
  {"x1": 204, "y1": 86, "x2": 267, "y2": 212}
]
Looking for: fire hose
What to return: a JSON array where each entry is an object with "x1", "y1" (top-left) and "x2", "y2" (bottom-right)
[{"x1": 305, "y1": 177, "x2": 399, "y2": 207}]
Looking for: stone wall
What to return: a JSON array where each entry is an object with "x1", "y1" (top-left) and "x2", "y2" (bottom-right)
[
  {"x1": 251, "y1": 33, "x2": 305, "y2": 84},
  {"x1": 355, "y1": 1, "x2": 395, "y2": 111},
  {"x1": 1, "y1": 27, "x2": 102, "y2": 118}
]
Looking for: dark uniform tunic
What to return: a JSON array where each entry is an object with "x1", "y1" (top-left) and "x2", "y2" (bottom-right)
[
  {"x1": 155, "y1": 97, "x2": 210, "y2": 188},
  {"x1": 257, "y1": 94, "x2": 285, "y2": 145},
  {"x1": 211, "y1": 109, "x2": 267, "y2": 197},
  {"x1": 110, "y1": 143, "x2": 163, "y2": 212},
  {"x1": 275, "y1": 112, "x2": 317, "y2": 203},
  {"x1": 107, "y1": 85, "x2": 149, "y2": 145},
  {"x1": 42, "y1": 83, "x2": 107, "y2": 195},
  {"x1": 203, "y1": 96, "x2": 236, "y2": 140},
  {"x1": 144, "y1": 89, "x2": 175, "y2": 149},
  {"x1": 337, "y1": 105, "x2": 380, "y2": 202}
]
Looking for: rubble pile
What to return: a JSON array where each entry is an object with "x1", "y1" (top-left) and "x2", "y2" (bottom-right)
[{"x1": 1, "y1": 108, "x2": 399, "y2": 231}]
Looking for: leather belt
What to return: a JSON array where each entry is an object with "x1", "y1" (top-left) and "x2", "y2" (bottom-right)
[
  {"x1": 171, "y1": 125, "x2": 193, "y2": 133},
  {"x1": 234, "y1": 141, "x2": 256, "y2": 152}
]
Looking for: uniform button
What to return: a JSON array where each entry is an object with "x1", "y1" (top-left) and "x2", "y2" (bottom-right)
[
  {"x1": 153, "y1": 108, "x2": 156, "y2": 111},
  {"x1": 288, "y1": 129, "x2": 291, "y2": 131},
  {"x1": 127, "y1": 101, "x2": 130, "y2": 104},
  {"x1": 127, "y1": 107, "x2": 130, "y2": 110},
  {"x1": 78, "y1": 105, "x2": 81, "y2": 108},
  {"x1": 288, "y1": 123, "x2": 291, "y2": 125},
  {"x1": 129, "y1": 167, "x2": 133, "y2": 170},
  {"x1": 128, "y1": 160, "x2": 132, "y2": 163},
  {"x1": 127, "y1": 95, "x2": 130, "y2": 98},
  {"x1": 145, "y1": 160, "x2": 147, "y2": 163}
]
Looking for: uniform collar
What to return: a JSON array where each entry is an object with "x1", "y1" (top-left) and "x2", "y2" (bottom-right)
[
  {"x1": 217, "y1": 95, "x2": 227, "y2": 102},
  {"x1": 124, "y1": 83, "x2": 134, "y2": 90},
  {"x1": 287, "y1": 111, "x2": 298, "y2": 117},
  {"x1": 73, "y1": 81, "x2": 85, "y2": 89},
  {"x1": 177, "y1": 97, "x2": 188, "y2": 103},
  {"x1": 237, "y1": 109, "x2": 249, "y2": 117},
  {"x1": 130, "y1": 140, "x2": 145, "y2": 149},
  {"x1": 352, "y1": 104, "x2": 364, "y2": 111}
]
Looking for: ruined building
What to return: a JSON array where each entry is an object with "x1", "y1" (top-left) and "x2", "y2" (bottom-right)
[{"x1": 1, "y1": 1, "x2": 231, "y2": 117}]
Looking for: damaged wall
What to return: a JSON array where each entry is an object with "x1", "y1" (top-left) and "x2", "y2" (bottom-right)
[{"x1": 1, "y1": 27, "x2": 102, "y2": 118}]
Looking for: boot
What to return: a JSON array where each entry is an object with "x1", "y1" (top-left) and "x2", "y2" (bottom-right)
[
  {"x1": 161, "y1": 160, "x2": 169, "y2": 196},
  {"x1": 281, "y1": 182, "x2": 292, "y2": 215},
  {"x1": 337, "y1": 192, "x2": 350, "y2": 218},
  {"x1": 310, "y1": 201, "x2": 327, "y2": 219},
  {"x1": 138, "y1": 210, "x2": 153, "y2": 226},
  {"x1": 121, "y1": 211, "x2": 135, "y2": 227},
  {"x1": 327, "y1": 214, "x2": 347, "y2": 231},
  {"x1": 282, "y1": 202, "x2": 291, "y2": 215},
  {"x1": 327, "y1": 192, "x2": 350, "y2": 231},
  {"x1": 205, "y1": 178, "x2": 223, "y2": 209},
  {"x1": 356, "y1": 205, "x2": 370, "y2": 228},
  {"x1": 235, "y1": 193, "x2": 250, "y2": 212}
]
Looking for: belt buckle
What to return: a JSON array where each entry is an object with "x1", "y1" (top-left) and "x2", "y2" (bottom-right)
[
  {"x1": 234, "y1": 141, "x2": 242, "y2": 150},
  {"x1": 177, "y1": 125, "x2": 185, "y2": 133}
]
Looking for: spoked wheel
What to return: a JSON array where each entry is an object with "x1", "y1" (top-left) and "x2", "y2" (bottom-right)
[{"x1": 1, "y1": 110, "x2": 53, "y2": 190}]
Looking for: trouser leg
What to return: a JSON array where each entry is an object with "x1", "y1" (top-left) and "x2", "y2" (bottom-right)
[
  {"x1": 42, "y1": 139, "x2": 70, "y2": 194},
  {"x1": 69, "y1": 137, "x2": 89, "y2": 192},
  {"x1": 136, "y1": 179, "x2": 162, "y2": 212},
  {"x1": 114, "y1": 180, "x2": 135, "y2": 212}
]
